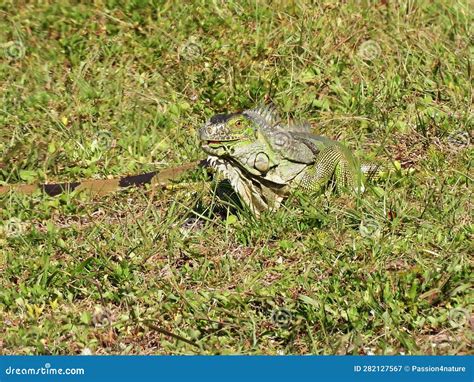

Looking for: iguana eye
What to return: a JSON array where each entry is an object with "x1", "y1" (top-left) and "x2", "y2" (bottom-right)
[{"x1": 234, "y1": 120, "x2": 242, "y2": 127}]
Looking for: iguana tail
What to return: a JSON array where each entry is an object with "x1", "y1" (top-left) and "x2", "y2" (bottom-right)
[{"x1": 0, "y1": 161, "x2": 202, "y2": 197}]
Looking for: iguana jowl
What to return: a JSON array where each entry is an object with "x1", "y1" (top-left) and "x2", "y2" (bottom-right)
[{"x1": 199, "y1": 105, "x2": 373, "y2": 214}]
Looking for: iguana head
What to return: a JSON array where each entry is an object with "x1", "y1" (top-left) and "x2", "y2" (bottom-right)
[
  {"x1": 199, "y1": 105, "x2": 318, "y2": 166},
  {"x1": 199, "y1": 113, "x2": 258, "y2": 157},
  {"x1": 198, "y1": 110, "x2": 284, "y2": 214}
]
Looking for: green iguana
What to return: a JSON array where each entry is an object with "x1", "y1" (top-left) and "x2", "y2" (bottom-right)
[
  {"x1": 199, "y1": 105, "x2": 377, "y2": 214},
  {"x1": 1, "y1": 104, "x2": 376, "y2": 217}
]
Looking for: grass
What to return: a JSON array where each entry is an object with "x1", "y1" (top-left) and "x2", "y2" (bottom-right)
[{"x1": 0, "y1": 0, "x2": 472, "y2": 355}]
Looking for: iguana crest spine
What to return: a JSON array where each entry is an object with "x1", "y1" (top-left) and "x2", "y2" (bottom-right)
[{"x1": 242, "y1": 104, "x2": 281, "y2": 129}]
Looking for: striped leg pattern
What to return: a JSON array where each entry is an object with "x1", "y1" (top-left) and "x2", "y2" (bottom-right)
[{"x1": 297, "y1": 146, "x2": 357, "y2": 194}]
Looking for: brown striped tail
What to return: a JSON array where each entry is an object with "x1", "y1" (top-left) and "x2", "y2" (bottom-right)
[{"x1": 0, "y1": 161, "x2": 201, "y2": 197}]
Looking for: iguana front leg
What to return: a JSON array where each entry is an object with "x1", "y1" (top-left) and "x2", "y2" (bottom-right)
[{"x1": 208, "y1": 157, "x2": 284, "y2": 215}]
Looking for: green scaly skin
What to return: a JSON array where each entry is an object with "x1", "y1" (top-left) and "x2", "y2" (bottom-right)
[{"x1": 199, "y1": 105, "x2": 375, "y2": 214}]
